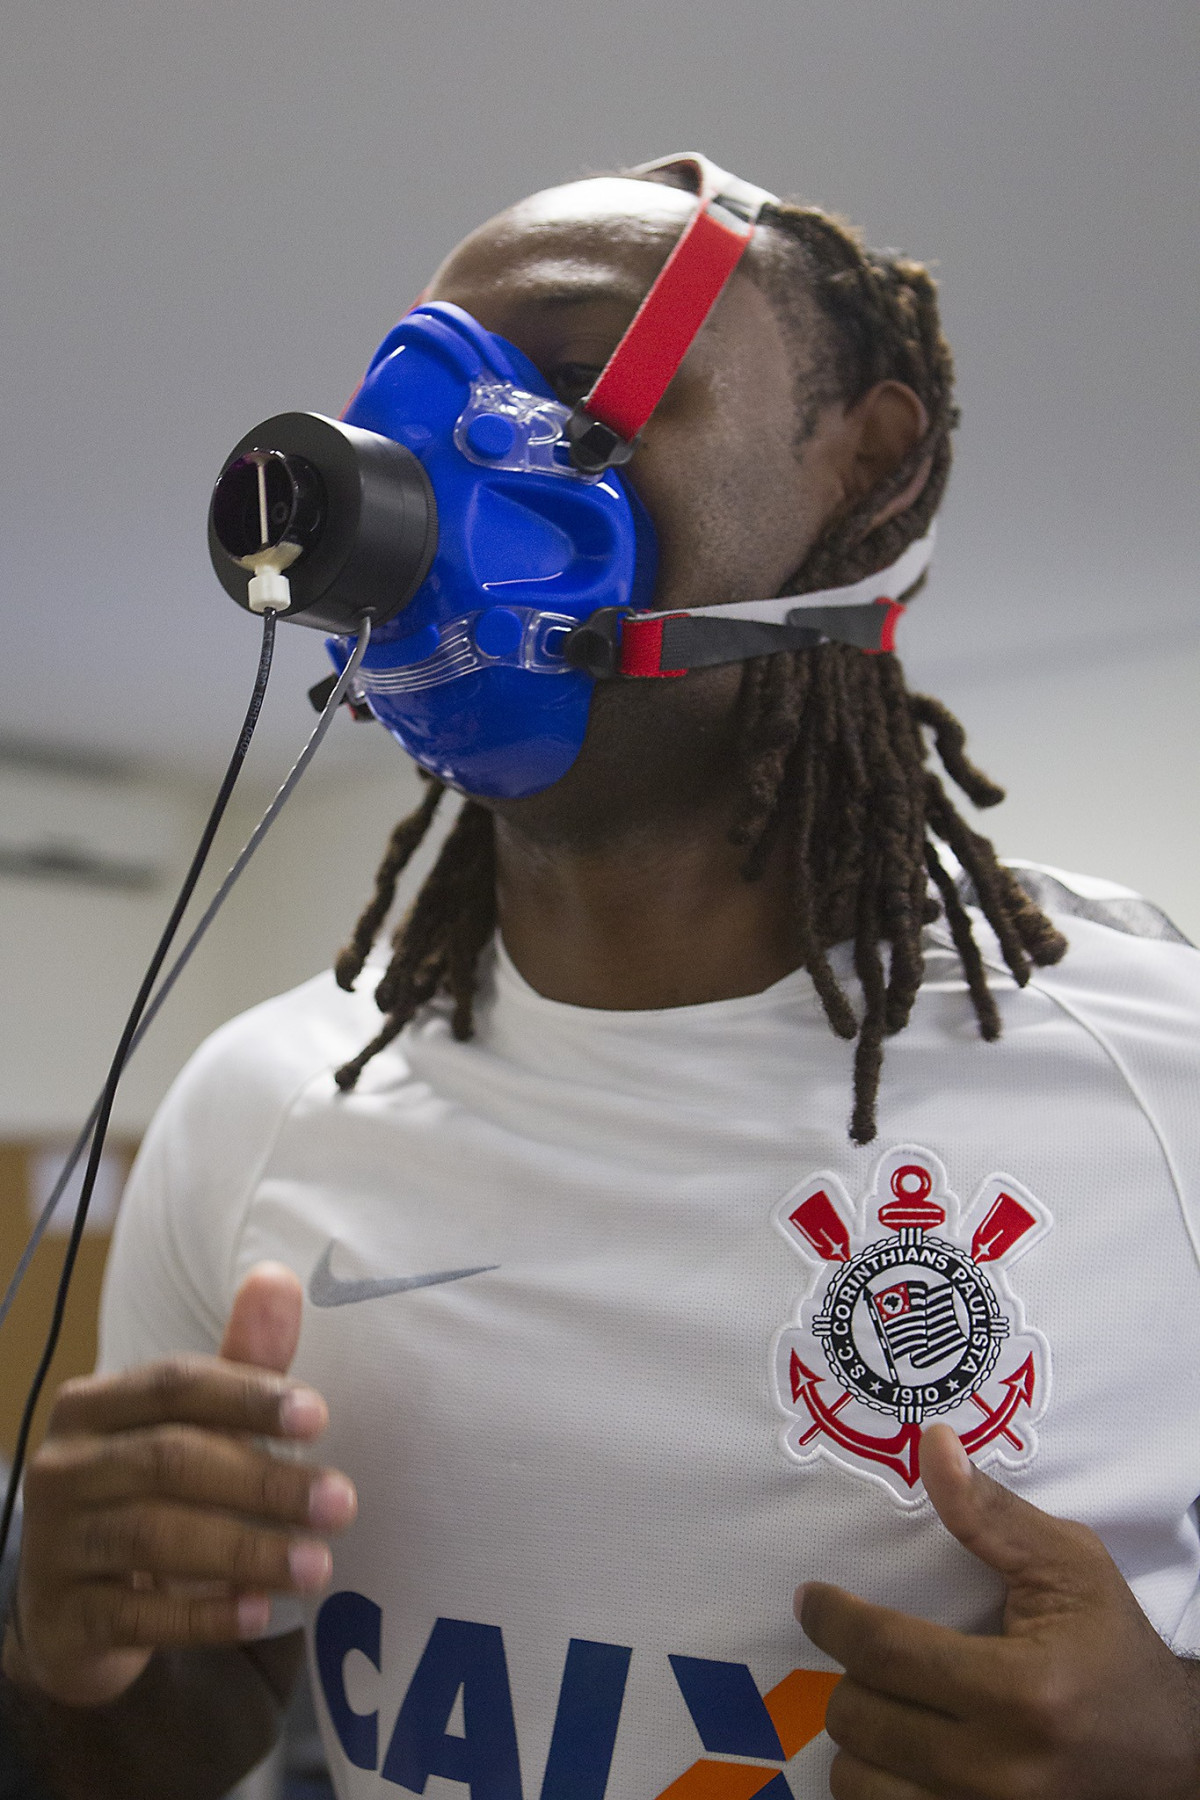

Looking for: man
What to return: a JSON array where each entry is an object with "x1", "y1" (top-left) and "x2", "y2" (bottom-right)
[{"x1": 5, "y1": 161, "x2": 1200, "y2": 1800}]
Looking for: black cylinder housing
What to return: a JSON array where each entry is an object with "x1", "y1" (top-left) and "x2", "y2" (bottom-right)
[{"x1": 208, "y1": 412, "x2": 437, "y2": 633}]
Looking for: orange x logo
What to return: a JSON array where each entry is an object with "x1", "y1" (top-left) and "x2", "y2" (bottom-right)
[{"x1": 655, "y1": 1666, "x2": 841, "y2": 1798}]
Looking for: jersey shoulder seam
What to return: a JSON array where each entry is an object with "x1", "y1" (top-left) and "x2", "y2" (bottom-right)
[
  {"x1": 956, "y1": 864, "x2": 1194, "y2": 948},
  {"x1": 217, "y1": 1059, "x2": 339, "y2": 1310},
  {"x1": 954, "y1": 933, "x2": 1200, "y2": 1279}
]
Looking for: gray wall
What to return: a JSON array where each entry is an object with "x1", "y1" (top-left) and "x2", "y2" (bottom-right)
[{"x1": 0, "y1": 0, "x2": 1196, "y2": 1132}]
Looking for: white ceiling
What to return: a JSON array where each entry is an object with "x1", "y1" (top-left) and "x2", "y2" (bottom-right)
[{"x1": 1, "y1": 0, "x2": 1195, "y2": 787}]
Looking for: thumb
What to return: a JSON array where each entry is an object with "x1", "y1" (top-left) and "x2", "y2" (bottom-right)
[
  {"x1": 219, "y1": 1261, "x2": 304, "y2": 1373},
  {"x1": 920, "y1": 1423, "x2": 1111, "y2": 1622}
]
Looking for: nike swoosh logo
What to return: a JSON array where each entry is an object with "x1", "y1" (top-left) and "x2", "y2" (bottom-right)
[{"x1": 308, "y1": 1241, "x2": 499, "y2": 1309}]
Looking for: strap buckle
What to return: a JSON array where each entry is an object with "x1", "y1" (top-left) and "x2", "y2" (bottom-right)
[
  {"x1": 561, "y1": 607, "x2": 627, "y2": 678},
  {"x1": 307, "y1": 673, "x2": 374, "y2": 720},
  {"x1": 564, "y1": 409, "x2": 637, "y2": 475}
]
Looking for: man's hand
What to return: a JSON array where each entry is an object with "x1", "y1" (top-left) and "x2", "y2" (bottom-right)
[
  {"x1": 799, "y1": 1425, "x2": 1200, "y2": 1799},
  {"x1": 5, "y1": 1262, "x2": 356, "y2": 1708}
]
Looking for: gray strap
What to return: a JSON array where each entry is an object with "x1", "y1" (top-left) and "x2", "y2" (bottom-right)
[{"x1": 657, "y1": 601, "x2": 892, "y2": 670}]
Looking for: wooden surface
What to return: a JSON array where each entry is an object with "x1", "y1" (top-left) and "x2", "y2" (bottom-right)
[{"x1": 0, "y1": 1140, "x2": 135, "y2": 1460}]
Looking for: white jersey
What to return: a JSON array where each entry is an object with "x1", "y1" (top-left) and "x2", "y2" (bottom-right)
[{"x1": 99, "y1": 869, "x2": 1200, "y2": 1800}]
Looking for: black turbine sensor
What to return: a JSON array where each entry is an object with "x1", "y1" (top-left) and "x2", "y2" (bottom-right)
[{"x1": 209, "y1": 413, "x2": 438, "y2": 634}]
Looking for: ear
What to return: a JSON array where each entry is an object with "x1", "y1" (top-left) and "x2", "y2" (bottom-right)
[{"x1": 842, "y1": 381, "x2": 931, "y2": 529}]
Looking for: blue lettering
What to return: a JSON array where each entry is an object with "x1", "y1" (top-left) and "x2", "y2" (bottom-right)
[
  {"x1": 315, "y1": 1590, "x2": 382, "y2": 1770},
  {"x1": 539, "y1": 1639, "x2": 631, "y2": 1800},
  {"x1": 667, "y1": 1654, "x2": 785, "y2": 1760},
  {"x1": 314, "y1": 1600, "x2": 632, "y2": 1796},
  {"x1": 382, "y1": 1617, "x2": 522, "y2": 1798}
]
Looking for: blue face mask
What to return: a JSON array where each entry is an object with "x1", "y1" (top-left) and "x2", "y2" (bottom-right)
[
  {"x1": 209, "y1": 155, "x2": 934, "y2": 800},
  {"x1": 327, "y1": 301, "x2": 658, "y2": 798}
]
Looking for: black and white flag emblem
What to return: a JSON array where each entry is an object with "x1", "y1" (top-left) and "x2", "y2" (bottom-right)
[{"x1": 871, "y1": 1280, "x2": 967, "y2": 1369}]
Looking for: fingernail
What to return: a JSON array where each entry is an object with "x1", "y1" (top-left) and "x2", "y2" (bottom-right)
[
  {"x1": 309, "y1": 1473, "x2": 357, "y2": 1530},
  {"x1": 288, "y1": 1539, "x2": 333, "y2": 1592},
  {"x1": 237, "y1": 1595, "x2": 271, "y2": 1638},
  {"x1": 793, "y1": 1584, "x2": 808, "y2": 1620},
  {"x1": 280, "y1": 1388, "x2": 327, "y2": 1438}
]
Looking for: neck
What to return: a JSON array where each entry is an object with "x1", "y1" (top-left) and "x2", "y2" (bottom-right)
[{"x1": 493, "y1": 806, "x2": 802, "y2": 1011}]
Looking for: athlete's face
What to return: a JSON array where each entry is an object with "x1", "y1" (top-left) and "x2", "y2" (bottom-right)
[
  {"x1": 426, "y1": 178, "x2": 926, "y2": 839},
  {"x1": 427, "y1": 177, "x2": 846, "y2": 621}
]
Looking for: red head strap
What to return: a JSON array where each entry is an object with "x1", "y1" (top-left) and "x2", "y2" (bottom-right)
[{"x1": 565, "y1": 153, "x2": 778, "y2": 473}]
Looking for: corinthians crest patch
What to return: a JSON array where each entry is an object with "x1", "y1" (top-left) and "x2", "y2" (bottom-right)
[{"x1": 772, "y1": 1144, "x2": 1051, "y2": 1506}]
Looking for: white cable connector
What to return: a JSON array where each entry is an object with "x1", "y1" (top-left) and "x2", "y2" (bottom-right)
[{"x1": 246, "y1": 562, "x2": 292, "y2": 613}]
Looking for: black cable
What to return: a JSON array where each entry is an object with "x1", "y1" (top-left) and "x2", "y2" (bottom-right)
[
  {"x1": 0, "y1": 610, "x2": 280, "y2": 1568},
  {"x1": 0, "y1": 619, "x2": 373, "y2": 1343}
]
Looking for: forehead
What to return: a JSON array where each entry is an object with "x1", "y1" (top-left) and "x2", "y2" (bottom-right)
[
  {"x1": 431, "y1": 177, "x2": 699, "y2": 308},
  {"x1": 509, "y1": 175, "x2": 697, "y2": 231},
  {"x1": 427, "y1": 175, "x2": 794, "y2": 371}
]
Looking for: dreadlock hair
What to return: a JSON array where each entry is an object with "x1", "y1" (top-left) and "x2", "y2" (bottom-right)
[{"x1": 332, "y1": 191, "x2": 1067, "y2": 1139}]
